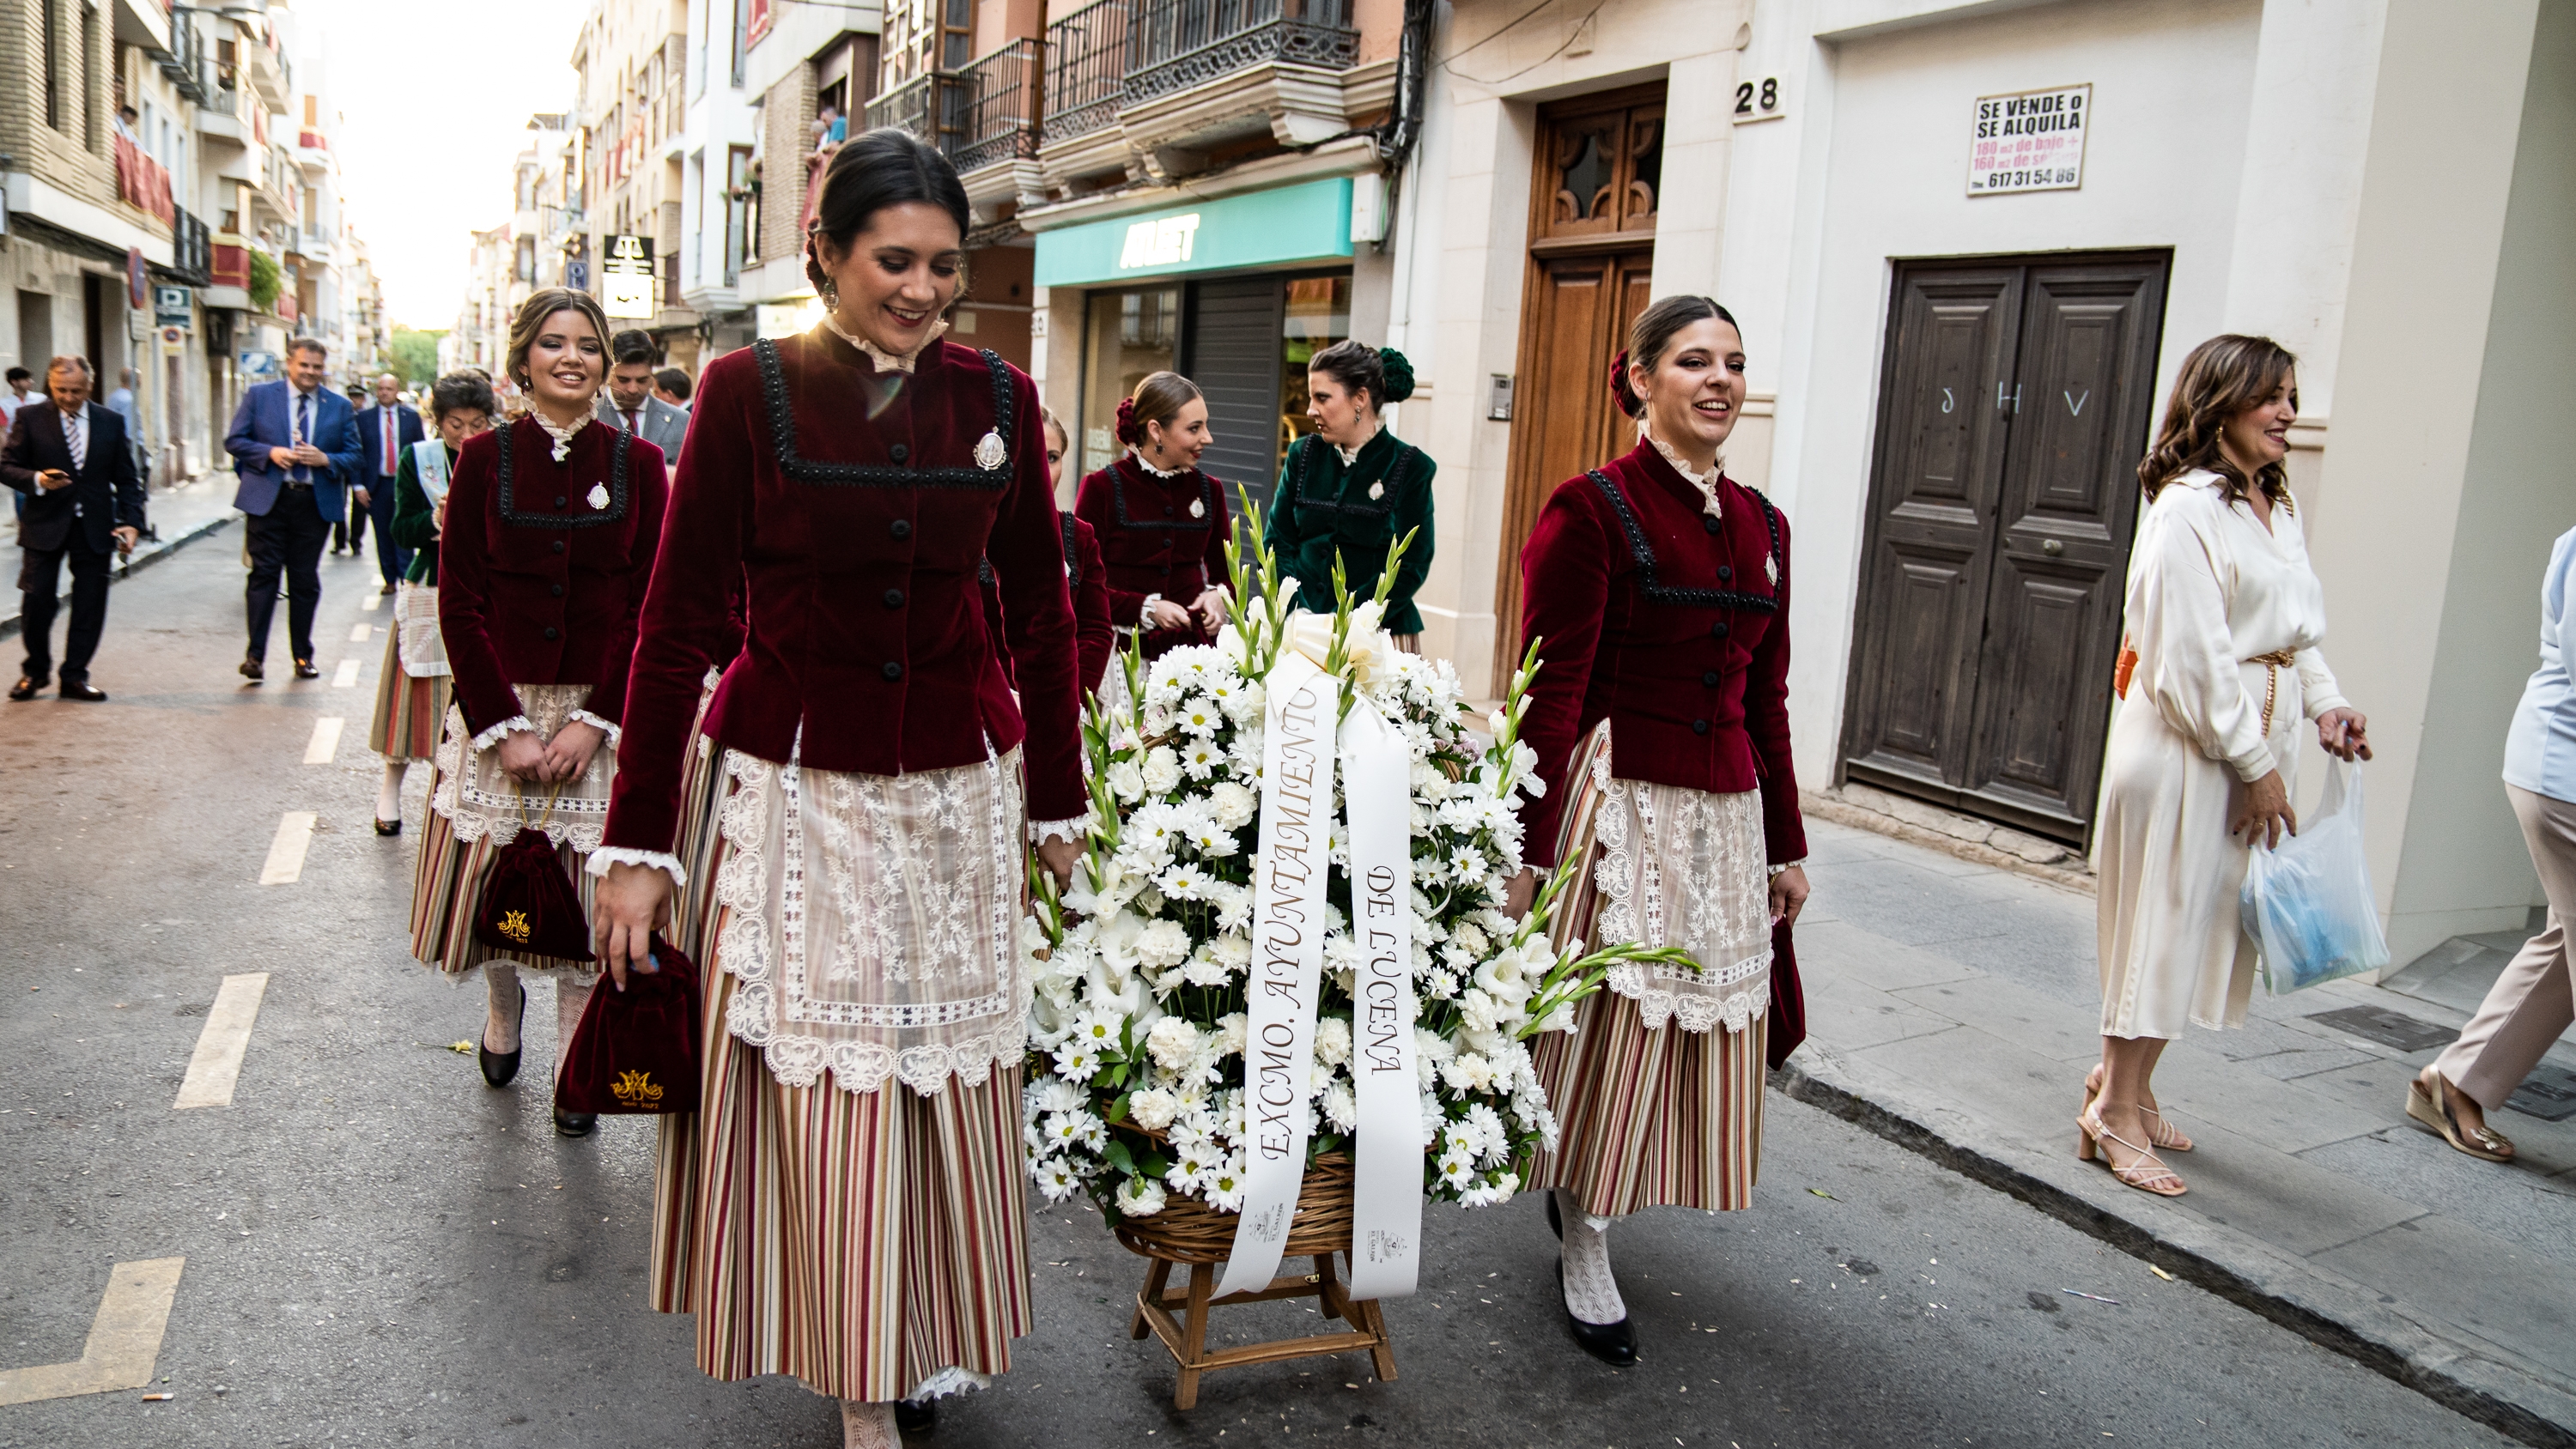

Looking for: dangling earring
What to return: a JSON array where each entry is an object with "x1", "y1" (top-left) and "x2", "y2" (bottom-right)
[{"x1": 820, "y1": 278, "x2": 841, "y2": 310}]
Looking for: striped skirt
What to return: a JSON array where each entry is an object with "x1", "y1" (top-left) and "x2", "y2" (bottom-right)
[
  {"x1": 1523, "y1": 725, "x2": 1767, "y2": 1216},
  {"x1": 648, "y1": 821, "x2": 1032, "y2": 1402},
  {"x1": 368, "y1": 627, "x2": 450, "y2": 762},
  {"x1": 407, "y1": 773, "x2": 600, "y2": 979}
]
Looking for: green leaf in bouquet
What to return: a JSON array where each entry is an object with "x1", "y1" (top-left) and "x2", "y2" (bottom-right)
[
  {"x1": 1104, "y1": 1139, "x2": 1138, "y2": 1177},
  {"x1": 1140, "y1": 1150, "x2": 1171, "y2": 1179}
]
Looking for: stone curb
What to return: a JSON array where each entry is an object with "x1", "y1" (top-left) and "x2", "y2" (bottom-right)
[
  {"x1": 1772, "y1": 1042, "x2": 2576, "y2": 1449},
  {"x1": 1801, "y1": 789, "x2": 2099, "y2": 894},
  {"x1": 0, "y1": 511, "x2": 235, "y2": 643}
]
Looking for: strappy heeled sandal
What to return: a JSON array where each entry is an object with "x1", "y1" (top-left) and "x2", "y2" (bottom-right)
[
  {"x1": 2079, "y1": 1107, "x2": 2188, "y2": 1197},
  {"x1": 2407, "y1": 1067, "x2": 2513, "y2": 1162},
  {"x1": 2086, "y1": 1064, "x2": 2193, "y2": 1152}
]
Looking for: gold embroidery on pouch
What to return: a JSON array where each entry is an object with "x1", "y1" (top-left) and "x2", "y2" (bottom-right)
[
  {"x1": 611, "y1": 1070, "x2": 663, "y2": 1109},
  {"x1": 499, "y1": 909, "x2": 532, "y2": 943}
]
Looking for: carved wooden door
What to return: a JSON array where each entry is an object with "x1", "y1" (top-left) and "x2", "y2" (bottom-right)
[{"x1": 1841, "y1": 252, "x2": 2169, "y2": 842}]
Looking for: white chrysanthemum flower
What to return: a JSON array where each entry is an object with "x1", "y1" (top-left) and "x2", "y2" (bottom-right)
[
  {"x1": 1165, "y1": 1144, "x2": 1212, "y2": 1193},
  {"x1": 1141, "y1": 745, "x2": 1182, "y2": 794},
  {"x1": 1036, "y1": 1157, "x2": 1083, "y2": 1201},
  {"x1": 1215, "y1": 1012, "x2": 1249, "y2": 1058},
  {"x1": 1115, "y1": 1174, "x2": 1169, "y2": 1217},
  {"x1": 1208, "y1": 933, "x2": 1252, "y2": 969},
  {"x1": 1052, "y1": 1039, "x2": 1104, "y2": 1082},
  {"x1": 1133, "y1": 919, "x2": 1193, "y2": 969},
  {"x1": 1127, "y1": 1087, "x2": 1181, "y2": 1132},
  {"x1": 1072, "y1": 1007, "x2": 1124, "y2": 1048},
  {"x1": 1036, "y1": 1077, "x2": 1087, "y2": 1113},
  {"x1": 1040, "y1": 1110, "x2": 1100, "y2": 1153},
  {"x1": 1442, "y1": 1052, "x2": 1497, "y2": 1094},
  {"x1": 1180, "y1": 737, "x2": 1224, "y2": 779},
  {"x1": 1157, "y1": 862, "x2": 1214, "y2": 901},
  {"x1": 1464, "y1": 1102, "x2": 1508, "y2": 1162},
  {"x1": 1182, "y1": 950, "x2": 1233, "y2": 988},
  {"x1": 1323, "y1": 1082, "x2": 1358, "y2": 1132},
  {"x1": 1206, "y1": 780, "x2": 1257, "y2": 828},
  {"x1": 1145, "y1": 1015, "x2": 1202, "y2": 1071},
  {"x1": 1312, "y1": 1014, "x2": 1353, "y2": 1068},
  {"x1": 1451, "y1": 919, "x2": 1491, "y2": 958},
  {"x1": 1176, "y1": 696, "x2": 1223, "y2": 735},
  {"x1": 1435, "y1": 1149, "x2": 1475, "y2": 1191},
  {"x1": 1204, "y1": 1162, "x2": 1248, "y2": 1213}
]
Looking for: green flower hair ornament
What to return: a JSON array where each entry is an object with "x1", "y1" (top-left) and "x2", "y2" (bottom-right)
[{"x1": 1377, "y1": 347, "x2": 1416, "y2": 405}]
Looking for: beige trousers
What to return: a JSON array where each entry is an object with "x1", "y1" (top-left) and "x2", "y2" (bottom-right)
[{"x1": 2433, "y1": 784, "x2": 2576, "y2": 1110}]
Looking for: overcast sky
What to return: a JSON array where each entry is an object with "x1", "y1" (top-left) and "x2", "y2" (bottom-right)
[{"x1": 300, "y1": 0, "x2": 592, "y2": 330}]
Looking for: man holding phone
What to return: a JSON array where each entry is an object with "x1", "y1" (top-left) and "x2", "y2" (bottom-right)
[
  {"x1": 0, "y1": 355, "x2": 143, "y2": 701},
  {"x1": 225, "y1": 337, "x2": 361, "y2": 681}
]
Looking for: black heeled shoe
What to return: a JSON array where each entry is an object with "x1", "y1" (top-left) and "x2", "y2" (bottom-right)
[
  {"x1": 553, "y1": 1108, "x2": 596, "y2": 1138},
  {"x1": 894, "y1": 1398, "x2": 938, "y2": 1435},
  {"x1": 1556, "y1": 1263, "x2": 1639, "y2": 1367},
  {"x1": 374, "y1": 816, "x2": 403, "y2": 837},
  {"x1": 479, "y1": 983, "x2": 526, "y2": 1088},
  {"x1": 1546, "y1": 1191, "x2": 1562, "y2": 1239}
]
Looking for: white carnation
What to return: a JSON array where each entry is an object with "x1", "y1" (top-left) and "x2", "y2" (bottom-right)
[
  {"x1": 1115, "y1": 1174, "x2": 1169, "y2": 1217},
  {"x1": 1145, "y1": 1015, "x2": 1202, "y2": 1070},
  {"x1": 1141, "y1": 745, "x2": 1182, "y2": 794},
  {"x1": 1127, "y1": 1088, "x2": 1181, "y2": 1132},
  {"x1": 1312, "y1": 1015, "x2": 1352, "y2": 1068},
  {"x1": 1208, "y1": 781, "x2": 1257, "y2": 828},
  {"x1": 1134, "y1": 919, "x2": 1193, "y2": 969}
]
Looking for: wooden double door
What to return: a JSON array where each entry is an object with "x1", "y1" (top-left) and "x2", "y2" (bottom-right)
[{"x1": 1840, "y1": 252, "x2": 2171, "y2": 843}]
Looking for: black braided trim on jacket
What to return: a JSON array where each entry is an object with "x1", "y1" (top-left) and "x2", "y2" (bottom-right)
[
  {"x1": 1110, "y1": 457, "x2": 1222, "y2": 531},
  {"x1": 495, "y1": 418, "x2": 630, "y2": 529},
  {"x1": 754, "y1": 337, "x2": 1012, "y2": 489},
  {"x1": 1283, "y1": 433, "x2": 1419, "y2": 522},
  {"x1": 1060, "y1": 512, "x2": 1083, "y2": 589},
  {"x1": 1587, "y1": 469, "x2": 1780, "y2": 613}
]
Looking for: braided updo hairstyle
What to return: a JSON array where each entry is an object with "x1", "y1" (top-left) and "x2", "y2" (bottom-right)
[
  {"x1": 803, "y1": 128, "x2": 971, "y2": 300},
  {"x1": 1610, "y1": 294, "x2": 1740, "y2": 418},
  {"x1": 1115, "y1": 371, "x2": 1205, "y2": 448},
  {"x1": 1307, "y1": 340, "x2": 1417, "y2": 413}
]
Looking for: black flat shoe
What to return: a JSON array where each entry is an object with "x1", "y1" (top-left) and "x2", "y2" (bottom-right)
[
  {"x1": 7, "y1": 676, "x2": 40, "y2": 702},
  {"x1": 1557, "y1": 1264, "x2": 1638, "y2": 1367},
  {"x1": 894, "y1": 1398, "x2": 938, "y2": 1435},
  {"x1": 293, "y1": 658, "x2": 321, "y2": 680},
  {"x1": 58, "y1": 681, "x2": 106, "y2": 701},
  {"x1": 240, "y1": 658, "x2": 264, "y2": 683},
  {"x1": 1546, "y1": 1191, "x2": 1562, "y2": 1240},
  {"x1": 553, "y1": 1108, "x2": 596, "y2": 1138},
  {"x1": 479, "y1": 984, "x2": 526, "y2": 1088},
  {"x1": 374, "y1": 817, "x2": 403, "y2": 837}
]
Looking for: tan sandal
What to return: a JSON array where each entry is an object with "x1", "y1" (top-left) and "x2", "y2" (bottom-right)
[
  {"x1": 2079, "y1": 1107, "x2": 2188, "y2": 1196},
  {"x1": 2086, "y1": 1064, "x2": 2193, "y2": 1151},
  {"x1": 2407, "y1": 1068, "x2": 2512, "y2": 1162}
]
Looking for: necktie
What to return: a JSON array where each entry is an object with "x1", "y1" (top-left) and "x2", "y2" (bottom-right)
[
  {"x1": 381, "y1": 409, "x2": 396, "y2": 476},
  {"x1": 64, "y1": 408, "x2": 86, "y2": 471},
  {"x1": 295, "y1": 393, "x2": 312, "y2": 484},
  {"x1": 625, "y1": 408, "x2": 641, "y2": 434}
]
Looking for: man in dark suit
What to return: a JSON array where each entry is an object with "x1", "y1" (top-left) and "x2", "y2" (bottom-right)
[
  {"x1": 354, "y1": 372, "x2": 422, "y2": 594},
  {"x1": 225, "y1": 337, "x2": 362, "y2": 681},
  {"x1": 598, "y1": 330, "x2": 690, "y2": 462},
  {"x1": 0, "y1": 356, "x2": 144, "y2": 701}
]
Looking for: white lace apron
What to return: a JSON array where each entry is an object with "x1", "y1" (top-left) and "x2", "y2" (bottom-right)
[
  {"x1": 431, "y1": 684, "x2": 617, "y2": 851},
  {"x1": 710, "y1": 744, "x2": 1031, "y2": 1097},
  {"x1": 396, "y1": 581, "x2": 449, "y2": 676},
  {"x1": 1579, "y1": 728, "x2": 1772, "y2": 1034}
]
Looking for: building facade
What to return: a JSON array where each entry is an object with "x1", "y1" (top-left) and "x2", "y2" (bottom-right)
[{"x1": 574, "y1": 0, "x2": 701, "y2": 368}]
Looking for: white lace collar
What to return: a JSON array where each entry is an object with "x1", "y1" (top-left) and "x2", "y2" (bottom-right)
[
  {"x1": 526, "y1": 406, "x2": 592, "y2": 464},
  {"x1": 1130, "y1": 449, "x2": 1188, "y2": 479},
  {"x1": 1333, "y1": 420, "x2": 1385, "y2": 470},
  {"x1": 1640, "y1": 420, "x2": 1723, "y2": 518},
  {"x1": 822, "y1": 310, "x2": 949, "y2": 374}
]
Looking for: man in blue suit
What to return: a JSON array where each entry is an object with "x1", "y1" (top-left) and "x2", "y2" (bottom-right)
[
  {"x1": 354, "y1": 372, "x2": 422, "y2": 593},
  {"x1": 225, "y1": 337, "x2": 361, "y2": 681}
]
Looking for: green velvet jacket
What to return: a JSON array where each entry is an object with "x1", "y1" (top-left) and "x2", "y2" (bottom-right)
[
  {"x1": 389, "y1": 443, "x2": 449, "y2": 585},
  {"x1": 1267, "y1": 427, "x2": 1436, "y2": 635}
]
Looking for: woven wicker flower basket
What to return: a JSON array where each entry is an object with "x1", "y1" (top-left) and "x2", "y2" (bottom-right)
[{"x1": 1111, "y1": 1155, "x2": 1398, "y2": 1410}]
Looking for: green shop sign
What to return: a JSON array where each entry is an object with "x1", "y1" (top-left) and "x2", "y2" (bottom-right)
[{"x1": 1034, "y1": 177, "x2": 1353, "y2": 288}]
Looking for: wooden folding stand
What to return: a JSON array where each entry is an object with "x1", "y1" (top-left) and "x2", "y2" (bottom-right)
[{"x1": 1111, "y1": 1157, "x2": 1398, "y2": 1410}]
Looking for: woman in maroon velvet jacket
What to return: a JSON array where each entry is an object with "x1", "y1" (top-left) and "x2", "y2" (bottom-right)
[
  {"x1": 1072, "y1": 371, "x2": 1231, "y2": 660},
  {"x1": 587, "y1": 130, "x2": 1084, "y2": 1449},
  {"x1": 410, "y1": 288, "x2": 669, "y2": 1136},
  {"x1": 1510, "y1": 295, "x2": 1813, "y2": 1368}
]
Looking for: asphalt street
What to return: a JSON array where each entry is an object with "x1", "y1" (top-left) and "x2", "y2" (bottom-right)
[{"x1": 0, "y1": 537, "x2": 2524, "y2": 1449}]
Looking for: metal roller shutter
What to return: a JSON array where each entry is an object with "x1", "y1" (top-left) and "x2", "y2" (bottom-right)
[{"x1": 1183, "y1": 276, "x2": 1284, "y2": 528}]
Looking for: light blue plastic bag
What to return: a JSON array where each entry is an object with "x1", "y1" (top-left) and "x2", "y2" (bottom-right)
[{"x1": 2240, "y1": 758, "x2": 2391, "y2": 993}]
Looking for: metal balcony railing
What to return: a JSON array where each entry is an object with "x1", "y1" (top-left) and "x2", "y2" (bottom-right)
[
  {"x1": 866, "y1": 70, "x2": 969, "y2": 156},
  {"x1": 1124, "y1": 0, "x2": 1356, "y2": 105},
  {"x1": 1042, "y1": 0, "x2": 1128, "y2": 144},
  {"x1": 952, "y1": 39, "x2": 1042, "y2": 173}
]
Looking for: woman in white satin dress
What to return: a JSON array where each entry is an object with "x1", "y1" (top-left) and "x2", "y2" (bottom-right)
[{"x1": 2090, "y1": 335, "x2": 2372, "y2": 1197}]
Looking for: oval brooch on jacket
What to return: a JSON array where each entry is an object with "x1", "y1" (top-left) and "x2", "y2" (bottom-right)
[
  {"x1": 1369, "y1": 481, "x2": 1385, "y2": 500},
  {"x1": 1188, "y1": 497, "x2": 1206, "y2": 518},
  {"x1": 975, "y1": 428, "x2": 1006, "y2": 471},
  {"x1": 587, "y1": 482, "x2": 611, "y2": 511}
]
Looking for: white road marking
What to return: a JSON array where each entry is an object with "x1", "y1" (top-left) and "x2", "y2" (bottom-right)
[
  {"x1": 0, "y1": 1258, "x2": 186, "y2": 1405},
  {"x1": 174, "y1": 973, "x2": 270, "y2": 1109},
  {"x1": 304, "y1": 716, "x2": 344, "y2": 764},
  {"x1": 258, "y1": 812, "x2": 316, "y2": 884},
  {"x1": 349, "y1": 622, "x2": 371, "y2": 642},
  {"x1": 331, "y1": 658, "x2": 360, "y2": 688},
  {"x1": 360, "y1": 591, "x2": 381, "y2": 611}
]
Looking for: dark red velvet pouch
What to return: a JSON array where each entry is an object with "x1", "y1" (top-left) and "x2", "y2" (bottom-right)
[
  {"x1": 471, "y1": 828, "x2": 597, "y2": 961},
  {"x1": 556, "y1": 938, "x2": 702, "y2": 1115},
  {"x1": 1765, "y1": 918, "x2": 1806, "y2": 1070}
]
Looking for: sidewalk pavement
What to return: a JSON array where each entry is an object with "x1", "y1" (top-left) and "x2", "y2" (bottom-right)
[
  {"x1": 0, "y1": 476, "x2": 240, "y2": 641},
  {"x1": 1783, "y1": 815, "x2": 2576, "y2": 1446}
]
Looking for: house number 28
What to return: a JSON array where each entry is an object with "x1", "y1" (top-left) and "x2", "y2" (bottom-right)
[{"x1": 1733, "y1": 76, "x2": 1785, "y2": 124}]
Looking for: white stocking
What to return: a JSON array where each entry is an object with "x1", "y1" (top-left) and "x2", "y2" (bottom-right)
[
  {"x1": 840, "y1": 1399, "x2": 896, "y2": 1449},
  {"x1": 376, "y1": 761, "x2": 406, "y2": 822},
  {"x1": 483, "y1": 961, "x2": 524, "y2": 1054},
  {"x1": 554, "y1": 974, "x2": 596, "y2": 1082},
  {"x1": 1556, "y1": 1187, "x2": 1627, "y2": 1325}
]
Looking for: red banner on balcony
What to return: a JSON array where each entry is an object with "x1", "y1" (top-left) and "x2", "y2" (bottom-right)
[
  {"x1": 747, "y1": 0, "x2": 774, "y2": 42},
  {"x1": 212, "y1": 243, "x2": 250, "y2": 290},
  {"x1": 112, "y1": 135, "x2": 177, "y2": 227}
]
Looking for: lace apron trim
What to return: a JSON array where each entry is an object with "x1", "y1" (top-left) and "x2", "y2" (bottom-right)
[{"x1": 430, "y1": 683, "x2": 616, "y2": 851}]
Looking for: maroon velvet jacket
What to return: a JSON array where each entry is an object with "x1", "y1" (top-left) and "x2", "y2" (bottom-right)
[
  {"x1": 438, "y1": 418, "x2": 670, "y2": 737},
  {"x1": 1516, "y1": 440, "x2": 1805, "y2": 870},
  {"x1": 1073, "y1": 454, "x2": 1231, "y2": 657},
  {"x1": 600, "y1": 330, "x2": 1083, "y2": 857},
  {"x1": 984, "y1": 512, "x2": 1114, "y2": 697}
]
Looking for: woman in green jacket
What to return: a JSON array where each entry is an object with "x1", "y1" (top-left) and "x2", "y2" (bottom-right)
[
  {"x1": 1268, "y1": 341, "x2": 1435, "y2": 649},
  {"x1": 368, "y1": 371, "x2": 495, "y2": 834}
]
